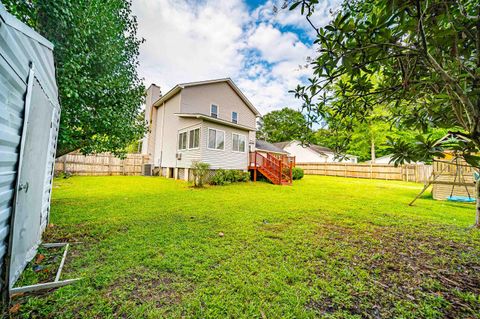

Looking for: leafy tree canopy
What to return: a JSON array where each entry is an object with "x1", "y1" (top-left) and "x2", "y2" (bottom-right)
[
  {"x1": 4, "y1": 0, "x2": 146, "y2": 157},
  {"x1": 257, "y1": 107, "x2": 314, "y2": 143},
  {"x1": 289, "y1": 0, "x2": 480, "y2": 167}
]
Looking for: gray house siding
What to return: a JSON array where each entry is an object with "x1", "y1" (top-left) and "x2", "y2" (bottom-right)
[
  {"x1": 181, "y1": 82, "x2": 256, "y2": 129},
  {"x1": 200, "y1": 121, "x2": 249, "y2": 170},
  {"x1": 144, "y1": 79, "x2": 258, "y2": 178},
  {"x1": 175, "y1": 122, "x2": 202, "y2": 168}
]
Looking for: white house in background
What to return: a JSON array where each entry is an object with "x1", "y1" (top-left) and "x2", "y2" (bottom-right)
[
  {"x1": 273, "y1": 140, "x2": 358, "y2": 163},
  {"x1": 364, "y1": 154, "x2": 394, "y2": 164},
  {"x1": 141, "y1": 78, "x2": 261, "y2": 180}
]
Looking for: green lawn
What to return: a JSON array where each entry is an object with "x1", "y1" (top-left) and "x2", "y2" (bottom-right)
[{"x1": 13, "y1": 176, "x2": 480, "y2": 318}]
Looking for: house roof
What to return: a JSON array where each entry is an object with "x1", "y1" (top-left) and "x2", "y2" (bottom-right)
[
  {"x1": 256, "y1": 140, "x2": 289, "y2": 154},
  {"x1": 273, "y1": 141, "x2": 333, "y2": 156},
  {"x1": 309, "y1": 144, "x2": 334, "y2": 155},
  {"x1": 152, "y1": 78, "x2": 260, "y2": 116},
  {"x1": 175, "y1": 113, "x2": 255, "y2": 131},
  {"x1": 274, "y1": 140, "x2": 358, "y2": 159}
]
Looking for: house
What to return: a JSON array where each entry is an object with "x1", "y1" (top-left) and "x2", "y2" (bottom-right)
[
  {"x1": 364, "y1": 154, "x2": 424, "y2": 165},
  {"x1": 141, "y1": 78, "x2": 294, "y2": 184},
  {"x1": 273, "y1": 141, "x2": 358, "y2": 164},
  {"x1": 364, "y1": 154, "x2": 394, "y2": 164}
]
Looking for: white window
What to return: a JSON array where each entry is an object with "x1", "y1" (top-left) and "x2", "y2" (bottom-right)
[
  {"x1": 210, "y1": 104, "x2": 218, "y2": 118},
  {"x1": 189, "y1": 128, "x2": 200, "y2": 149},
  {"x1": 178, "y1": 132, "x2": 187, "y2": 150},
  {"x1": 208, "y1": 128, "x2": 224, "y2": 150},
  {"x1": 232, "y1": 133, "x2": 246, "y2": 152},
  {"x1": 232, "y1": 111, "x2": 238, "y2": 124}
]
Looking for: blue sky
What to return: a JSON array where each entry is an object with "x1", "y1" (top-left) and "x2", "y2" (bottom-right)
[{"x1": 132, "y1": 0, "x2": 340, "y2": 115}]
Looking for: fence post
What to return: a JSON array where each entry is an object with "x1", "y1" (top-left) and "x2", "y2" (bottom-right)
[{"x1": 63, "y1": 155, "x2": 67, "y2": 174}]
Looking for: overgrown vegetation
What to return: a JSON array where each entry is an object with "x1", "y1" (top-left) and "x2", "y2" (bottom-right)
[
  {"x1": 10, "y1": 176, "x2": 480, "y2": 318},
  {"x1": 210, "y1": 169, "x2": 250, "y2": 186},
  {"x1": 4, "y1": 0, "x2": 146, "y2": 157}
]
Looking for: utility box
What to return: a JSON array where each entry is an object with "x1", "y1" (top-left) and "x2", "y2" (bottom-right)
[{"x1": 0, "y1": 3, "x2": 61, "y2": 298}]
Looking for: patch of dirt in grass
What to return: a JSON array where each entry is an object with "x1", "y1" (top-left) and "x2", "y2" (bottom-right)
[
  {"x1": 42, "y1": 223, "x2": 130, "y2": 245},
  {"x1": 105, "y1": 267, "x2": 193, "y2": 310},
  {"x1": 308, "y1": 223, "x2": 480, "y2": 318}
]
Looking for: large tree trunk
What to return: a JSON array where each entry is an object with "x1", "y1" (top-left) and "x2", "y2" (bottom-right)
[{"x1": 370, "y1": 138, "x2": 376, "y2": 164}]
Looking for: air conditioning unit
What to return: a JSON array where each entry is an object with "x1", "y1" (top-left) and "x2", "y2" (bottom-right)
[
  {"x1": 142, "y1": 163, "x2": 153, "y2": 176},
  {"x1": 176, "y1": 153, "x2": 182, "y2": 160}
]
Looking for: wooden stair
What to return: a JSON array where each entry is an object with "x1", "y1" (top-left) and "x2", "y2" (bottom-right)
[{"x1": 249, "y1": 151, "x2": 293, "y2": 185}]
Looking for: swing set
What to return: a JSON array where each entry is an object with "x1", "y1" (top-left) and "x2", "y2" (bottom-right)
[{"x1": 410, "y1": 134, "x2": 479, "y2": 206}]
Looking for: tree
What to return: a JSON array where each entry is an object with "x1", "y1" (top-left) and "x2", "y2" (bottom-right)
[
  {"x1": 289, "y1": 0, "x2": 480, "y2": 225},
  {"x1": 4, "y1": 0, "x2": 146, "y2": 157},
  {"x1": 315, "y1": 106, "x2": 395, "y2": 162},
  {"x1": 257, "y1": 107, "x2": 314, "y2": 143}
]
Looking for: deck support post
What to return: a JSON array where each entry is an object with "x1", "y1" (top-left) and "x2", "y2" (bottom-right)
[{"x1": 254, "y1": 151, "x2": 257, "y2": 181}]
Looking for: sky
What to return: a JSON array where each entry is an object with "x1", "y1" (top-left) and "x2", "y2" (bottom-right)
[{"x1": 131, "y1": 0, "x2": 341, "y2": 115}]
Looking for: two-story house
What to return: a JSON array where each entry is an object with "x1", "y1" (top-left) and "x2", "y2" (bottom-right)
[
  {"x1": 142, "y1": 78, "x2": 260, "y2": 180},
  {"x1": 141, "y1": 78, "x2": 295, "y2": 185}
]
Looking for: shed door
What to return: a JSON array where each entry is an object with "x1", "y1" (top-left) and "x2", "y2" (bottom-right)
[{"x1": 9, "y1": 77, "x2": 54, "y2": 287}]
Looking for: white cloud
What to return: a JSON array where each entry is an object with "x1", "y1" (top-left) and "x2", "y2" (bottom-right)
[
  {"x1": 132, "y1": 0, "x2": 247, "y2": 88},
  {"x1": 252, "y1": 0, "x2": 340, "y2": 37},
  {"x1": 131, "y1": 0, "x2": 338, "y2": 115},
  {"x1": 247, "y1": 23, "x2": 312, "y2": 63}
]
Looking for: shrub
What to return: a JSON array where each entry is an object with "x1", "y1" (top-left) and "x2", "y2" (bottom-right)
[
  {"x1": 210, "y1": 169, "x2": 250, "y2": 185},
  {"x1": 292, "y1": 167, "x2": 304, "y2": 180},
  {"x1": 191, "y1": 161, "x2": 211, "y2": 187}
]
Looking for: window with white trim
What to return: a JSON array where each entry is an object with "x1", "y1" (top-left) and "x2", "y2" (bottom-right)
[
  {"x1": 232, "y1": 111, "x2": 238, "y2": 124},
  {"x1": 210, "y1": 104, "x2": 218, "y2": 118},
  {"x1": 208, "y1": 128, "x2": 224, "y2": 150},
  {"x1": 178, "y1": 132, "x2": 187, "y2": 150},
  {"x1": 189, "y1": 128, "x2": 200, "y2": 149},
  {"x1": 232, "y1": 133, "x2": 246, "y2": 152}
]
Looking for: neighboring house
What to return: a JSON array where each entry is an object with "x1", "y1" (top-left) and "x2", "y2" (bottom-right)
[
  {"x1": 364, "y1": 154, "x2": 424, "y2": 165},
  {"x1": 273, "y1": 140, "x2": 358, "y2": 163},
  {"x1": 364, "y1": 154, "x2": 394, "y2": 164},
  {"x1": 255, "y1": 140, "x2": 290, "y2": 158},
  {"x1": 141, "y1": 78, "x2": 294, "y2": 184}
]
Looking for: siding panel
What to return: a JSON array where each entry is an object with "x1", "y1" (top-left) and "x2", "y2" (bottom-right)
[{"x1": 200, "y1": 122, "x2": 249, "y2": 170}]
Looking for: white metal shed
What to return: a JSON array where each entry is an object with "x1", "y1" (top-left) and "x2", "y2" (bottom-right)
[{"x1": 0, "y1": 3, "x2": 60, "y2": 298}]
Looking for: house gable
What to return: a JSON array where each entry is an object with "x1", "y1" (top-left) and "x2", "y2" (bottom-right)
[{"x1": 180, "y1": 81, "x2": 257, "y2": 128}]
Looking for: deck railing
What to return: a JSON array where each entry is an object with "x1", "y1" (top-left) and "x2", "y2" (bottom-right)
[{"x1": 249, "y1": 151, "x2": 294, "y2": 185}]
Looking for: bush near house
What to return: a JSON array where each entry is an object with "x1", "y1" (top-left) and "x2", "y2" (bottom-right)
[
  {"x1": 211, "y1": 169, "x2": 250, "y2": 186},
  {"x1": 191, "y1": 161, "x2": 211, "y2": 187},
  {"x1": 292, "y1": 167, "x2": 304, "y2": 180}
]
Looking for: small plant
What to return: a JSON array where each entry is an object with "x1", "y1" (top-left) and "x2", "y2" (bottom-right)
[
  {"x1": 191, "y1": 161, "x2": 210, "y2": 187},
  {"x1": 210, "y1": 169, "x2": 250, "y2": 185},
  {"x1": 292, "y1": 167, "x2": 304, "y2": 180}
]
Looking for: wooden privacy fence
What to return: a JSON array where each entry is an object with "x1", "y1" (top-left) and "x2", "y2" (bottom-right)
[
  {"x1": 55, "y1": 152, "x2": 150, "y2": 176},
  {"x1": 296, "y1": 162, "x2": 433, "y2": 183}
]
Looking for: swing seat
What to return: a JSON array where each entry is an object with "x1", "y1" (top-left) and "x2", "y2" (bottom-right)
[{"x1": 447, "y1": 196, "x2": 476, "y2": 203}]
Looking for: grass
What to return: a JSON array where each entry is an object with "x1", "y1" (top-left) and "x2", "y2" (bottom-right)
[{"x1": 11, "y1": 176, "x2": 480, "y2": 318}]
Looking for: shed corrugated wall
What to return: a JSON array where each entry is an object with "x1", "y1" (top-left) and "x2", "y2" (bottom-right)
[{"x1": 0, "y1": 3, "x2": 60, "y2": 294}]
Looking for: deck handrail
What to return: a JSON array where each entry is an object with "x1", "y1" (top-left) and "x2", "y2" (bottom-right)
[{"x1": 250, "y1": 151, "x2": 293, "y2": 184}]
